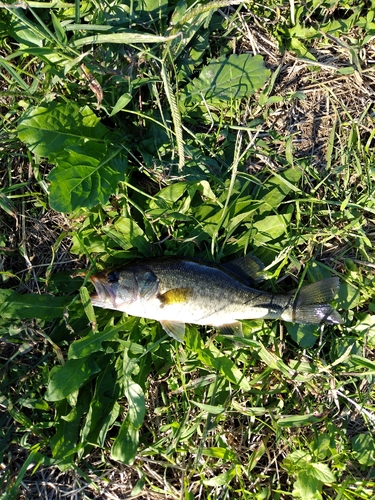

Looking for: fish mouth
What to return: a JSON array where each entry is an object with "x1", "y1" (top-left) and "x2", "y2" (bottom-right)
[{"x1": 90, "y1": 273, "x2": 117, "y2": 308}]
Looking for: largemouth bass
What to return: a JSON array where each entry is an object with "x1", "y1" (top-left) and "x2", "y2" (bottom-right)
[{"x1": 90, "y1": 256, "x2": 343, "y2": 342}]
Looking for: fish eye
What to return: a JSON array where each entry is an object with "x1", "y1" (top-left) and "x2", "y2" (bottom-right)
[{"x1": 107, "y1": 271, "x2": 119, "y2": 283}]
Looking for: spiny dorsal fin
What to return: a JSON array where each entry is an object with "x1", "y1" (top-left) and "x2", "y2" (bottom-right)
[{"x1": 222, "y1": 254, "x2": 265, "y2": 284}]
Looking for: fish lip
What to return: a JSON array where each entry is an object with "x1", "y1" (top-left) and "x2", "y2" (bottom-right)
[{"x1": 89, "y1": 273, "x2": 117, "y2": 307}]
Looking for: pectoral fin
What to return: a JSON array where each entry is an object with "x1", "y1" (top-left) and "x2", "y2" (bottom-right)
[
  {"x1": 138, "y1": 270, "x2": 159, "y2": 300},
  {"x1": 160, "y1": 320, "x2": 186, "y2": 342}
]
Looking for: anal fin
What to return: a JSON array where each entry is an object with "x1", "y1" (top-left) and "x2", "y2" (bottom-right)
[{"x1": 219, "y1": 322, "x2": 244, "y2": 336}]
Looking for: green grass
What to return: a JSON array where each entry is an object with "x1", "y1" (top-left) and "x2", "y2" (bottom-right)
[{"x1": 1, "y1": 0, "x2": 375, "y2": 498}]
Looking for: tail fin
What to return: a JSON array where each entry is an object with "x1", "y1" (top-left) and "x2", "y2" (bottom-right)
[{"x1": 282, "y1": 278, "x2": 343, "y2": 325}]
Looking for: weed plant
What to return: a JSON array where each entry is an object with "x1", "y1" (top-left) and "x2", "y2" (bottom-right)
[{"x1": 0, "y1": 1, "x2": 375, "y2": 499}]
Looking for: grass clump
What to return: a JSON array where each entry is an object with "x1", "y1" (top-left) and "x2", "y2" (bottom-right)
[{"x1": 1, "y1": 1, "x2": 375, "y2": 499}]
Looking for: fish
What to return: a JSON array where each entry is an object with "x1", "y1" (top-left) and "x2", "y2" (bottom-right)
[{"x1": 89, "y1": 255, "x2": 343, "y2": 342}]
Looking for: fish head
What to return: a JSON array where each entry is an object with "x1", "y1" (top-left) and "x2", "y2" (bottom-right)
[{"x1": 90, "y1": 269, "x2": 138, "y2": 310}]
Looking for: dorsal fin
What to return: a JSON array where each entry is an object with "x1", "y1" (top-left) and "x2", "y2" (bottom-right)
[{"x1": 222, "y1": 254, "x2": 265, "y2": 285}]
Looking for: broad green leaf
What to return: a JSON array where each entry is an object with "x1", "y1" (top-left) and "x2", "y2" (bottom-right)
[
  {"x1": 46, "y1": 357, "x2": 100, "y2": 401},
  {"x1": 153, "y1": 182, "x2": 189, "y2": 206},
  {"x1": 17, "y1": 103, "x2": 108, "y2": 159},
  {"x1": 50, "y1": 400, "x2": 85, "y2": 471},
  {"x1": 256, "y1": 167, "x2": 303, "y2": 215},
  {"x1": 186, "y1": 329, "x2": 252, "y2": 392},
  {"x1": 195, "y1": 180, "x2": 216, "y2": 200},
  {"x1": 252, "y1": 211, "x2": 293, "y2": 244},
  {"x1": 292, "y1": 470, "x2": 322, "y2": 500},
  {"x1": 181, "y1": 54, "x2": 270, "y2": 106},
  {"x1": 190, "y1": 401, "x2": 225, "y2": 414},
  {"x1": 310, "y1": 463, "x2": 335, "y2": 483},
  {"x1": 286, "y1": 324, "x2": 319, "y2": 348},
  {"x1": 203, "y1": 464, "x2": 239, "y2": 486},
  {"x1": 68, "y1": 323, "x2": 127, "y2": 359},
  {"x1": 0, "y1": 289, "x2": 70, "y2": 320},
  {"x1": 71, "y1": 31, "x2": 178, "y2": 48},
  {"x1": 335, "y1": 282, "x2": 361, "y2": 309},
  {"x1": 352, "y1": 434, "x2": 375, "y2": 466},
  {"x1": 124, "y1": 379, "x2": 145, "y2": 429},
  {"x1": 8, "y1": 10, "x2": 45, "y2": 47},
  {"x1": 277, "y1": 413, "x2": 326, "y2": 428},
  {"x1": 288, "y1": 38, "x2": 317, "y2": 61},
  {"x1": 111, "y1": 416, "x2": 139, "y2": 464},
  {"x1": 113, "y1": 218, "x2": 149, "y2": 254},
  {"x1": 134, "y1": 0, "x2": 169, "y2": 24},
  {"x1": 283, "y1": 450, "x2": 310, "y2": 470},
  {"x1": 80, "y1": 364, "x2": 121, "y2": 450},
  {"x1": 201, "y1": 447, "x2": 237, "y2": 461},
  {"x1": 48, "y1": 143, "x2": 127, "y2": 212},
  {"x1": 109, "y1": 93, "x2": 132, "y2": 116}
]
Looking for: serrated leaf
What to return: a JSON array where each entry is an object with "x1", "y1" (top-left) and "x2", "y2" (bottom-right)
[
  {"x1": 46, "y1": 357, "x2": 101, "y2": 401},
  {"x1": 17, "y1": 102, "x2": 108, "y2": 159},
  {"x1": 182, "y1": 54, "x2": 270, "y2": 106},
  {"x1": 47, "y1": 143, "x2": 127, "y2": 212}
]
